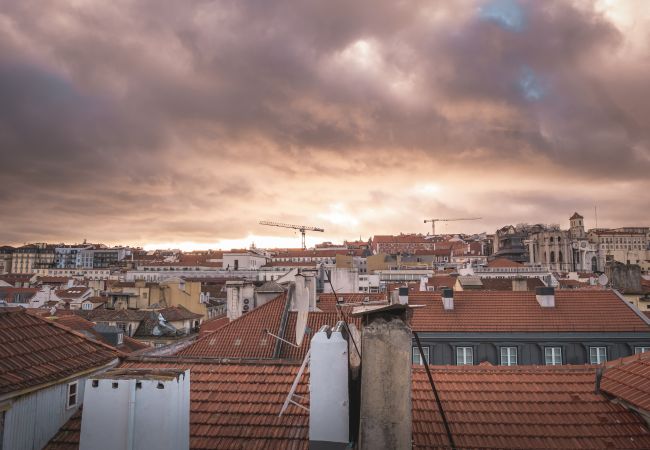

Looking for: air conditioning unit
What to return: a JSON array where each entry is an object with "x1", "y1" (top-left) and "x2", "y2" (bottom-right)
[
  {"x1": 243, "y1": 304, "x2": 249, "y2": 312},
  {"x1": 243, "y1": 298, "x2": 250, "y2": 305}
]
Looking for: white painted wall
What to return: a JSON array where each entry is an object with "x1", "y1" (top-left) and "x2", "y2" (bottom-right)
[{"x1": 80, "y1": 370, "x2": 190, "y2": 450}]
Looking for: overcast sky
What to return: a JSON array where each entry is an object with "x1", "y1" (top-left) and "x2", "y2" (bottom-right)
[{"x1": 1, "y1": 0, "x2": 649, "y2": 249}]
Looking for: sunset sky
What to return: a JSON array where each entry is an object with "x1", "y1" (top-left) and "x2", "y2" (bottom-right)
[{"x1": 1, "y1": 0, "x2": 649, "y2": 250}]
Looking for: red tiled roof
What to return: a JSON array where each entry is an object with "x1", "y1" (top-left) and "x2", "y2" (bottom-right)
[
  {"x1": 46, "y1": 361, "x2": 650, "y2": 450},
  {"x1": 198, "y1": 315, "x2": 229, "y2": 336},
  {"x1": 47, "y1": 315, "x2": 150, "y2": 354},
  {"x1": 373, "y1": 234, "x2": 430, "y2": 244},
  {"x1": 413, "y1": 364, "x2": 650, "y2": 449},
  {"x1": 601, "y1": 350, "x2": 650, "y2": 413},
  {"x1": 427, "y1": 276, "x2": 457, "y2": 290},
  {"x1": 410, "y1": 290, "x2": 650, "y2": 332},
  {"x1": 317, "y1": 293, "x2": 387, "y2": 313},
  {"x1": 55, "y1": 287, "x2": 91, "y2": 299},
  {"x1": 179, "y1": 293, "x2": 360, "y2": 360},
  {"x1": 480, "y1": 277, "x2": 545, "y2": 291},
  {"x1": 46, "y1": 359, "x2": 309, "y2": 450},
  {"x1": 159, "y1": 305, "x2": 203, "y2": 321},
  {"x1": 486, "y1": 258, "x2": 523, "y2": 268},
  {"x1": 0, "y1": 308, "x2": 119, "y2": 395},
  {"x1": 262, "y1": 261, "x2": 317, "y2": 267}
]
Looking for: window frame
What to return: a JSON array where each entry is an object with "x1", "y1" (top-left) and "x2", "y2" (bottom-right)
[
  {"x1": 456, "y1": 346, "x2": 473, "y2": 366},
  {"x1": 589, "y1": 346, "x2": 607, "y2": 364},
  {"x1": 412, "y1": 346, "x2": 430, "y2": 365},
  {"x1": 634, "y1": 346, "x2": 650, "y2": 354},
  {"x1": 66, "y1": 381, "x2": 79, "y2": 409},
  {"x1": 500, "y1": 346, "x2": 518, "y2": 366},
  {"x1": 544, "y1": 347, "x2": 562, "y2": 365}
]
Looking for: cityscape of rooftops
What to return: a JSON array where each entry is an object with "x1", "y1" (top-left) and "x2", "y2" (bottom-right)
[{"x1": 1, "y1": 1, "x2": 650, "y2": 450}]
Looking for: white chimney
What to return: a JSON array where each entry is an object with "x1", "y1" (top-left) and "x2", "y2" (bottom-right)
[
  {"x1": 419, "y1": 277, "x2": 428, "y2": 292},
  {"x1": 442, "y1": 288, "x2": 454, "y2": 310},
  {"x1": 226, "y1": 281, "x2": 255, "y2": 320},
  {"x1": 536, "y1": 286, "x2": 555, "y2": 308},
  {"x1": 398, "y1": 286, "x2": 409, "y2": 305},
  {"x1": 80, "y1": 369, "x2": 190, "y2": 450},
  {"x1": 293, "y1": 273, "x2": 316, "y2": 311},
  {"x1": 309, "y1": 323, "x2": 349, "y2": 449}
]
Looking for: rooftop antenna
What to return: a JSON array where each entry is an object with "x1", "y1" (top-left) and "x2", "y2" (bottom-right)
[{"x1": 594, "y1": 205, "x2": 598, "y2": 229}]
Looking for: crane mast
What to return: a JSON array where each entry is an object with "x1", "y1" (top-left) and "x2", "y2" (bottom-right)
[
  {"x1": 423, "y1": 217, "x2": 482, "y2": 235},
  {"x1": 259, "y1": 220, "x2": 325, "y2": 249}
]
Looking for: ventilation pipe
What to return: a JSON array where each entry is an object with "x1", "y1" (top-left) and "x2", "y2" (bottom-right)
[{"x1": 398, "y1": 286, "x2": 409, "y2": 305}]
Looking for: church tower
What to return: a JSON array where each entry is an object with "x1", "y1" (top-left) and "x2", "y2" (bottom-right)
[{"x1": 569, "y1": 212, "x2": 585, "y2": 239}]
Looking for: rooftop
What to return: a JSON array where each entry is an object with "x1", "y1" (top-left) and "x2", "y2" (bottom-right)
[
  {"x1": 0, "y1": 308, "x2": 118, "y2": 395},
  {"x1": 409, "y1": 290, "x2": 650, "y2": 333},
  {"x1": 46, "y1": 359, "x2": 650, "y2": 449}
]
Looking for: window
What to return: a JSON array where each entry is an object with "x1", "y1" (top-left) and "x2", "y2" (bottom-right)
[
  {"x1": 589, "y1": 347, "x2": 607, "y2": 364},
  {"x1": 500, "y1": 347, "x2": 517, "y2": 366},
  {"x1": 545, "y1": 347, "x2": 562, "y2": 365},
  {"x1": 117, "y1": 332, "x2": 124, "y2": 345},
  {"x1": 456, "y1": 347, "x2": 473, "y2": 366},
  {"x1": 635, "y1": 347, "x2": 650, "y2": 354},
  {"x1": 412, "y1": 346, "x2": 429, "y2": 365},
  {"x1": 67, "y1": 381, "x2": 78, "y2": 409}
]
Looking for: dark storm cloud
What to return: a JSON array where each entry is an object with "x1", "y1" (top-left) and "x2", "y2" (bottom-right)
[{"x1": 0, "y1": 0, "x2": 648, "y2": 245}]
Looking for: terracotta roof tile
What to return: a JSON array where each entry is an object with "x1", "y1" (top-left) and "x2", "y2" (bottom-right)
[
  {"x1": 46, "y1": 361, "x2": 650, "y2": 449},
  {"x1": 46, "y1": 360, "x2": 309, "y2": 450},
  {"x1": 199, "y1": 314, "x2": 230, "y2": 336},
  {"x1": 486, "y1": 258, "x2": 523, "y2": 268},
  {"x1": 413, "y1": 365, "x2": 650, "y2": 449},
  {"x1": 179, "y1": 293, "x2": 360, "y2": 360},
  {"x1": 159, "y1": 305, "x2": 204, "y2": 321},
  {"x1": 410, "y1": 290, "x2": 650, "y2": 332},
  {"x1": 0, "y1": 308, "x2": 118, "y2": 395},
  {"x1": 601, "y1": 350, "x2": 650, "y2": 413}
]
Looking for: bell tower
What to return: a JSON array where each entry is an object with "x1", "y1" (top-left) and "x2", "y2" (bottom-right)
[{"x1": 569, "y1": 212, "x2": 585, "y2": 239}]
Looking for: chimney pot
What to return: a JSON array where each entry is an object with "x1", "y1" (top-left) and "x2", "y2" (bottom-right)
[
  {"x1": 441, "y1": 288, "x2": 454, "y2": 310},
  {"x1": 398, "y1": 287, "x2": 409, "y2": 305},
  {"x1": 535, "y1": 286, "x2": 555, "y2": 308}
]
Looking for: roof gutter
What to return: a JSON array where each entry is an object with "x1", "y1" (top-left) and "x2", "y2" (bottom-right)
[{"x1": 273, "y1": 285, "x2": 294, "y2": 358}]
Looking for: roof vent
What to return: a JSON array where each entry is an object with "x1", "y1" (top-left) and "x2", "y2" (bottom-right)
[
  {"x1": 536, "y1": 286, "x2": 555, "y2": 308},
  {"x1": 441, "y1": 288, "x2": 454, "y2": 310}
]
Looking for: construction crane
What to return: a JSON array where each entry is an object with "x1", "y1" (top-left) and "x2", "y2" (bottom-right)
[
  {"x1": 423, "y1": 217, "x2": 482, "y2": 235},
  {"x1": 259, "y1": 220, "x2": 325, "y2": 249}
]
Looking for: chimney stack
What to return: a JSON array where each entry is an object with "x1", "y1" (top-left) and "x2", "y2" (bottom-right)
[
  {"x1": 442, "y1": 288, "x2": 454, "y2": 310},
  {"x1": 398, "y1": 286, "x2": 409, "y2": 305},
  {"x1": 536, "y1": 286, "x2": 555, "y2": 308},
  {"x1": 309, "y1": 323, "x2": 349, "y2": 449},
  {"x1": 80, "y1": 369, "x2": 190, "y2": 450},
  {"x1": 359, "y1": 313, "x2": 412, "y2": 450}
]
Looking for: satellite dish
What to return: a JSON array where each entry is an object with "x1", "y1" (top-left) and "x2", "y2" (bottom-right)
[
  {"x1": 598, "y1": 274, "x2": 608, "y2": 286},
  {"x1": 295, "y1": 277, "x2": 309, "y2": 346}
]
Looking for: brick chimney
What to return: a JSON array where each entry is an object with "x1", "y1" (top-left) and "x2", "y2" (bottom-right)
[{"x1": 536, "y1": 286, "x2": 555, "y2": 308}]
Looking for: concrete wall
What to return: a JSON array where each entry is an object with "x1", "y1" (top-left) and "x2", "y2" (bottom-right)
[{"x1": 359, "y1": 317, "x2": 411, "y2": 450}]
